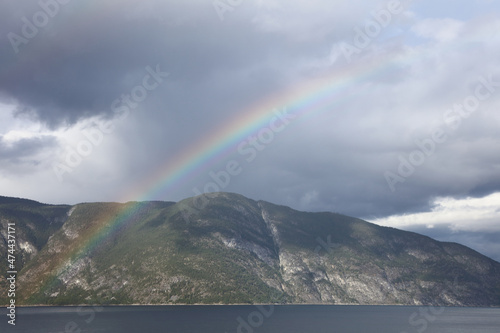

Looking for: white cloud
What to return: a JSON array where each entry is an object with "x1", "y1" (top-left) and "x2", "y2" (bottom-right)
[
  {"x1": 299, "y1": 190, "x2": 319, "y2": 209},
  {"x1": 251, "y1": 0, "x2": 387, "y2": 41},
  {"x1": 0, "y1": 103, "x2": 41, "y2": 138},
  {"x1": 411, "y1": 18, "x2": 464, "y2": 42},
  {"x1": 371, "y1": 192, "x2": 500, "y2": 232}
]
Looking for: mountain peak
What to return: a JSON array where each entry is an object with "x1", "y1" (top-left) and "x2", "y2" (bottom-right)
[{"x1": 1, "y1": 193, "x2": 499, "y2": 306}]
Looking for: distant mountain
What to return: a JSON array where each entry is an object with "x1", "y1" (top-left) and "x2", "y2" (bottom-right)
[{"x1": 1, "y1": 193, "x2": 499, "y2": 306}]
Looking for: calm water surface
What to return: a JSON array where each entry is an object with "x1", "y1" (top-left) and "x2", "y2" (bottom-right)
[{"x1": 1, "y1": 305, "x2": 499, "y2": 333}]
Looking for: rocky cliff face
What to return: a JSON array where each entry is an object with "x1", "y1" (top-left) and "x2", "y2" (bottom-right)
[{"x1": 1, "y1": 193, "x2": 499, "y2": 306}]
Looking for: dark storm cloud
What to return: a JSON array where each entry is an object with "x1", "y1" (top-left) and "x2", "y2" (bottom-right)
[
  {"x1": 0, "y1": 0, "x2": 499, "y2": 236},
  {"x1": 0, "y1": 0, "x2": 387, "y2": 127},
  {"x1": 0, "y1": 0, "x2": 290, "y2": 128}
]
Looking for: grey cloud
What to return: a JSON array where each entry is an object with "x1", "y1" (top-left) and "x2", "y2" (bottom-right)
[
  {"x1": 0, "y1": 0, "x2": 499, "y2": 245},
  {"x1": 0, "y1": 135, "x2": 58, "y2": 173},
  {"x1": 0, "y1": 0, "x2": 391, "y2": 128},
  {"x1": 0, "y1": 0, "x2": 281, "y2": 128}
]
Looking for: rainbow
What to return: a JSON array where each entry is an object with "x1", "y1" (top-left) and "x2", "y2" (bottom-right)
[
  {"x1": 130, "y1": 57, "x2": 401, "y2": 203},
  {"x1": 26, "y1": 6, "x2": 421, "y2": 295},
  {"x1": 33, "y1": 54, "x2": 402, "y2": 299},
  {"x1": 6, "y1": 0, "x2": 489, "y2": 301}
]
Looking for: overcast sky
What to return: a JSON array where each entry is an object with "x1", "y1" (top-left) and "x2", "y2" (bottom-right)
[{"x1": 1, "y1": 0, "x2": 499, "y2": 261}]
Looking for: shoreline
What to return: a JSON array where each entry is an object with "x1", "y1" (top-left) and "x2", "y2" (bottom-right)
[{"x1": 4, "y1": 303, "x2": 500, "y2": 308}]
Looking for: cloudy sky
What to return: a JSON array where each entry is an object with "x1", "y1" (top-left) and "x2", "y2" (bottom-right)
[{"x1": 1, "y1": 0, "x2": 499, "y2": 261}]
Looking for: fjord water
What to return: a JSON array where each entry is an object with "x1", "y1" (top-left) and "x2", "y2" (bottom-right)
[{"x1": 2, "y1": 305, "x2": 500, "y2": 332}]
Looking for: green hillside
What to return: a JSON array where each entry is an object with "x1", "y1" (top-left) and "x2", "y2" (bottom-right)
[{"x1": 1, "y1": 193, "x2": 499, "y2": 306}]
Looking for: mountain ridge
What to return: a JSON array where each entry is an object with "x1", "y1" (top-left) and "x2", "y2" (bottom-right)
[{"x1": 1, "y1": 192, "x2": 499, "y2": 306}]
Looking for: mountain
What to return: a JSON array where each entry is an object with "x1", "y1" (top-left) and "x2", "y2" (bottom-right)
[{"x1": 1, "y1": 192, "x2": 499, "y2": 306}]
